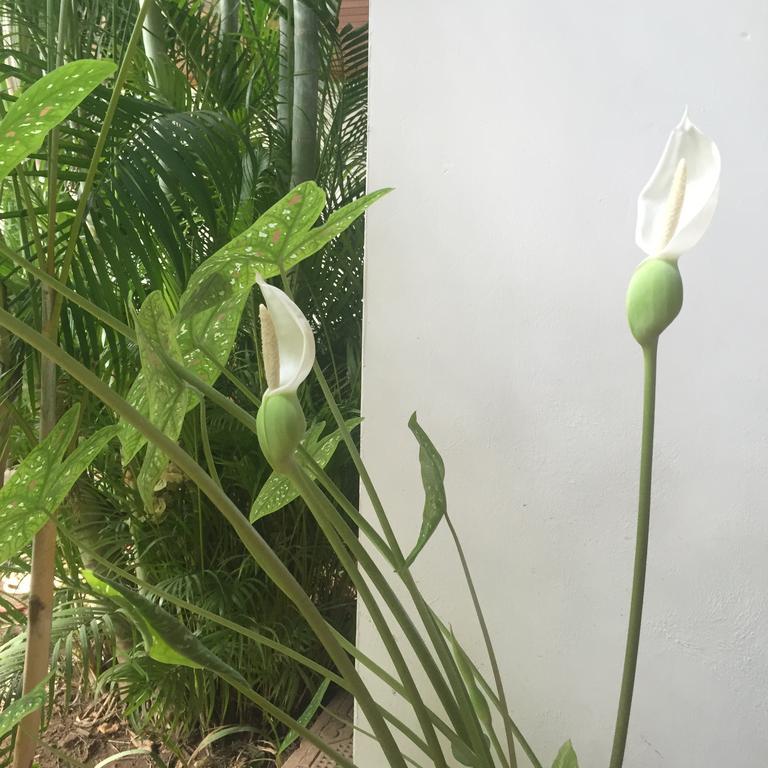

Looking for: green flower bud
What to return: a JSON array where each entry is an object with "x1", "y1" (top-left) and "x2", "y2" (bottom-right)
[
  {"x1": 626, "y1": 258, "x2": 684, "y2": 347},
  {"x1": 256, "y1": 393, "x2": 306, "y2": 473}
]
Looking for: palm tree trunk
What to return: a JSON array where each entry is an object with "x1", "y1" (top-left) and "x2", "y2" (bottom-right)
[
  {"x1": 140, "y1": 0, "x2": 175, "y2": 102},
  {"x1": 219, "y1": 0, "x2": 240, "y2": 38},
  {"x1": 291, "y1": 0, "x2": 320, "y2": 185},
  {"x1": 278, "y1": 0, "x2": 294, "y2": 136}
]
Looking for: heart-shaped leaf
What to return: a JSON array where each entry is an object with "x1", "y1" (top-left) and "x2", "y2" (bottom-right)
[{"x1": 0, "y1": 59, "x2": 116, "y2": 181}]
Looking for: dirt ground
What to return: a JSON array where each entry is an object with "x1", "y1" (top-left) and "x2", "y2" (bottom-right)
[{"x1": 34, "y1": 689, "x2": 271, "y2": 768}]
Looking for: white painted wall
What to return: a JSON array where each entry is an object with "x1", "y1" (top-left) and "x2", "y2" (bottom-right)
[{"x1": 358, "y1": 1, "x2": 768, "y2": 767}]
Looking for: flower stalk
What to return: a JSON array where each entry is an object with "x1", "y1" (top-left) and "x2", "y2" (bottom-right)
[
  {"x1": 609, "y1": 340, "x2": 657, "y2": 768},
  {"x1": 611, "y1": 111, "x2": 720, "y2": 767}
]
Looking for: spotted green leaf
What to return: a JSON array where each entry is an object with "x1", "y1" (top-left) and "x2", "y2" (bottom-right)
[
  {"x1": 404, "y1": 412, "x2": 447, "y2": 567},
  {"x1": 0, "y1": 59, "x2": 116, "y2": 181},
  {"x1": 83, "y1": 569, "x2": 246, "y2": 682},
  {"x1": 552, "y1": 741, "x2": 580, "y2": 768},
  {"x1": 0, "y1": 678, "x2": 48, "y2": 738},
  {"x1": 131, "y1": 291, "x2": 189, "y2": 511},
  {"x1": 0, "y1": 405, "x2": 117, "y2": 564},
  {"x1": 250, "y1": 418, "x2": 363, "y2": 523},
  {"x1": 119, "y1": 183, "x2": 386, "y2": 464},
  {"x1": 285, "y1": 187, "x2": 392, "y2": 270}
]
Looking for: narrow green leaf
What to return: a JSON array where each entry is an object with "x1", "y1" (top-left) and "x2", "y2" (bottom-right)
[
  {"x1": 0, "y1": 405, "x2": 116, "y2": 563},
  {"x1": 250, "y1": 418, "x2": 363, "y2": 523},
  {"x1": 552, "y1": 740, "x2": 580, "y2": 768},
  {"x1": 0, "y1": 59, "x2": 116, "y2": 181},
  {"x1": 449, "y1": 630, "x2": 492, "y2": 728},
  {"x1": 450, "y1": 734, "x2": 490, "y2": 767},
  {"x1": 277, "y1": 678, "x2": 331, "y2": 756},
  {"x1": 83, "y1": 570, "x2": 246, "y2": 683},
  {"x1": 405, "y1": 412, "x2": 447, "y2": 567},
  {"x1": 130, "y1": 291, "x2": 189, "y2": 510},
  {"x1": 0, "y1": 678, "x2": 48, "y2": 738}
]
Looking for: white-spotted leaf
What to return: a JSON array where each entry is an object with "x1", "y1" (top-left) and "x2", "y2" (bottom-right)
[
  {"x1": 0, "y1": 405, "x2": 117, "y2": 564},
  {"x1": 405, "y1": 412, "x2": 447, "y2": 567},
  {"x1": 0, "y1": 59, "x2": 116, "y2": 181},
  {"x1": 0, "y1": 678, "x2": 48, "y2": 738},
  {"x1": 131, "y1": 291, "x2": 188, "y2": 511}
]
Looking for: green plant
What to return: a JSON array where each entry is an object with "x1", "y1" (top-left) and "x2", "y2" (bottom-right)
[{"x1": 1, "y1": 0, "x2": 372, "y2": 758}]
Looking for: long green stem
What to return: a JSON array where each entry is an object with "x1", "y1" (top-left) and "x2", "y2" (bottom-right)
[
  {"x1": 286, "y1": 460, "x2": 450, "y2": 768},
  {"x1": 0, "y1": 307, "x2": 407, "y2": 768},
  {"x1": 302, "y1": 450, "x2": 544, "y2": 768},
  {"x1": 609, "y1": 341, "x2": 658, "y2": 768},
  {"x1": 443, "y1": 511, "x2": 518, "y2": 768},
  {"x1": 290, "y1": 456, "x2": 499, "y2": 767}
]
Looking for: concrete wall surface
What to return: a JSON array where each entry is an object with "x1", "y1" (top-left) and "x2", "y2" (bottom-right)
[{"x1": 358, "y1": 1, "x2": 768, "y2": 766}]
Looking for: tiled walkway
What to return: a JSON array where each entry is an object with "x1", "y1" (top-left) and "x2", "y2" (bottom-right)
[{"x1": 283, "y1": 694, "x2": 353, "y2": 767}]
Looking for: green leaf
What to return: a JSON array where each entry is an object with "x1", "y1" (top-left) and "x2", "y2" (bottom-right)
[
  {"x1": 277, "y1": 677, "x2": 331, "y2": 756},
  {"x1": 449, "y1": 630, "x2": 492, "y2": 728},
  {"x1": 130, "y1": 291, "x2": 189, "y2": 510},
  {"x1": 250, "y1": 418, "x2": 363, "y2": 523},
  {"x1": 0, "y1": 405, "x2": 117, "y2": 563},
  {"x1": 82, "y1": 570, "x2": 246, "y2": 683},
  {"x1": 405, "y1": 412, "x2": 447, "y2": 567},
  {"x1": 0, "y1": 678, "x2": 48, "y2": 738},
  {"x1": 552, "y1": 740, "x2": 580, "y2": 768},
  {"x1": 0, "y1": 59, "x2": 116, "y2": 181},
  {"x1": 450, "y1": 734, "x2": 491, "y2": 767},
  {"x1": 119, "y1": 183, "x2": 386, "y2": 465},
  {"x1": 285, "y1": 188, "x2": 392, "y2": 271}
]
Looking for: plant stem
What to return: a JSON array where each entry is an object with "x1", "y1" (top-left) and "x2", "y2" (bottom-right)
[
  {"x1": 609, "y1": 341, "x2": 658, "y2": 768},
  {"x1": 286, "y1": 460, "x2": 450, "y2": 768},
  {"x1": 444, "y1": 511, "x2": 518, "y2": 768}
]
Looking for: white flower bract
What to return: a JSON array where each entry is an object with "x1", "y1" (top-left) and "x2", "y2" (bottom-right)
[
  {"x1": 256, "y1": 277, "x2": 315, "y2": 397},
  {"x1": 636, "y1": 109, "x2": 721, "y2": 260}
]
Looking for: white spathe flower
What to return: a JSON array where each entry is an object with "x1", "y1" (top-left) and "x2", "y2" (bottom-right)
[
  {"x1": 257, "y1": 277, "x2": 315, "y2": 397},
  {"x1": 635, "y1": 109, "x2": 721, "y2": 260}
]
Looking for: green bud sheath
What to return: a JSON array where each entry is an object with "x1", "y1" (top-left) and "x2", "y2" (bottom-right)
[
  {"x1": 256, "y1": 393, "x2": 306, "y2": 473},
  {"x1": 626, "y1": 258, "x2": 684, "y2": 346}
]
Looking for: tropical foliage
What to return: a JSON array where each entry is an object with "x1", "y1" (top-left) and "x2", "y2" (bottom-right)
[{"x1": 0, "y1": 0, "x2": 370, "y2": 758}]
